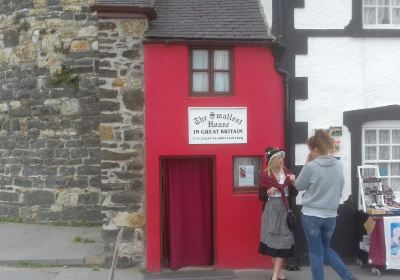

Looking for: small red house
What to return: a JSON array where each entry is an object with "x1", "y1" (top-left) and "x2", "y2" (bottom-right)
[{"x1": 144, "y1": 0, "x2": 286, "y2": 271}]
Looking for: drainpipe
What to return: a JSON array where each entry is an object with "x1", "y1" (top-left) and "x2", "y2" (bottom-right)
[
  {"x1": 270, "y1": 0, "x2": 294, "y2": 169},
  {"x1": 275, "y1": 67, "x2": 293, "y2": 169}
]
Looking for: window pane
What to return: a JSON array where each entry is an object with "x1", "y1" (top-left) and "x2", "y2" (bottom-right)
[
  {"x1": 393, "y1": 8, "x2": 400, "y2": 24},
  {"x1": 394, "y1": 0, "x2": 400, "y2": 6},
  {"x1": 378, "y1": 7, "x2": 390, "y2": 23},
  {"x1": 192, "y1": 50, "x2": 208, "y2": 70},
  {"x1": 214, "y1": 72, "x2": 230, "y2": 92},
  {"x1": 393, "y1": 146, "x2": 400, "y2": 159},
  {"x1": 365, "y1": 146, "x2": 377, "y2": 160},
  {"x1": 362, "y1": 166, "x2": 377, "y2": 177},
  {"x1": 365, "y1": 130, "x2": 377, "y2": 144},
  {"x1": 364, "y1": 7, "x2": 377, "y2": 24},
  {"x1": 393, "y1": 130, "x2": 400, "y2": 143},
  {"x1": 192, "y1": 72, "x2": 209, "y2": 92},
  {"x1": 379, "y1": 146, "x2": 390, "y2": 160},
  {"x1": 379, "y1": 130, "x2": 390, "y2": 144},
  {"x1": 381, "y1": 177, "x2": 389, "y2": 186},
  {"x1": 391, "y1": 163, "x2": 400, "y2": 176},
  {"x1": 364, "y1": 0, "x2": 376, "y2": 4},
  {"x1": 378, "y1": 0, "x2": 389, "y2": 4},
  {"x1": 214, "y1": 50, "x2": 229, "y2": 70},
  {"x1": 378, "y1": 163, "x2": 389, "y2": 176},
  {"x1": 390, "y1": 178, "x2": 400, "y2": 191}
]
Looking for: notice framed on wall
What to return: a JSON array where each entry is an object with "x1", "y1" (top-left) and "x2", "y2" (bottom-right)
[
  {"x1": 188, "y1": 107, "x2": 247, "y2": 144},
  {"x1": 238, "y1": 165, "x2": 254, "y2": 186}
]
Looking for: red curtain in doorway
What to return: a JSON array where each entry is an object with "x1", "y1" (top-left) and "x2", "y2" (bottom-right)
[{"x1": 165, "y1": 158, "x2": 213, "y2": 269}]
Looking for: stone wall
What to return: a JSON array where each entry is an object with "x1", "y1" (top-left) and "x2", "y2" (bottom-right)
[
  {"x1": 97, "y1": 17, "x2": 146, "y2": 267},
  {"x1": 0, "y1": 0, "x2": 146, "y2": 267}
]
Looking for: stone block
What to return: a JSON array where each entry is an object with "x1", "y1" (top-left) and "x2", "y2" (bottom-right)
[
  {"x1": 55, "y1": 149, "x2": 70, "y2": 158},
  {"x1": 78, "y1": 26, "x2": 97, "y2": 37},
  {"x1": 7, "y1": 165, "x2": 22, "y2": 176},
  {"x1": 119, "y1": 19, "x2": 145, "y2": 37},
  {"x1": 24, "y1": 190, "x2": 55, "y2": 206},
  {"x1": 99, "y1": 125, "x2": 113, "y2": 141},
  {"x1": 65, "y1": 178, "x2": 88, "y2": 188},
  {"x1": 131, "y1": 113, "x2": 144, "y2": 124},
  {"x1": 3, "y1": 140, "x2": 16, "y2": 149},
  {"x1": 111, "y1": 78, "x2": 126, "y2": 88},
  {"x1": 124, "y1": 128, "x2": 143, "y2": 141},
  {"x1": 98, "y1": 22, "x2": 117, "y2": 31},
  {"x1": 99, "y1": 69, "x2": 118, "y2": 78},
  {"x1": 45, "y1": 176, "x2": 66, "y2": 188},
  {"x1": 100, "y1": 101, "x2": 119, "y2": 112},
  {"x1": 60, "y1": 12, "x2": 74, "y2": 20},
  {"x1": 99, "y1": 52, "x2": 117, "y2": 59},
  {"x1": 101, "y1": 162, "x2": 119, "y2": 169},
  {"x1": 99, "y1": 88, "x2": 118, "y2": 99},
  {"x1": 79, "y1": 96, "x2": 99, "y2": 116},
  {"x1": 22, "y1": 165, "x2": 48, "y2": 176},
  {"x1": 71, "y1": 148, "x2": 88, "y2": 158},
  {"x1": 77, "y1": 192, "x2": 99, "y2": 205},
  {"x1": 58, "y1": 166, "x2": 75, "y2": 176},
  {"x1": 122, "y1": 88, "x2": 144, "y2": 111},
  {"x1": 110, "y1": 192, "x2": 140, "y2": 205},
  {"x1": 22, "y1": 158, "x2": 43, "y2": 165},
  {"x1": 47, "y1": 0, "x2": 60, "y2": 6},
  {"x1": 47, "y1": 139, "x2": 64, "y2": 148},
  {"x1": 83, "y1": 137, "x2": 101, "y2": 147},
  {"x1": 59, "y1": 206, "x2": 85, "y2": 221},
  {"x1": 130, "y1": 178, "x2": 143, "y2": 190},
  {"x1": 70, "y1": 40, "x2": 90, "y2": 52},
  {"x1": 3, "y1": 29, "x2": 19, "y2": 48},
  {"x1": 122, "y1": 49, "x2": 140, "y2": 60},
  {"x1": 89, "y1": 176, "x2": 100, "y2": 187},
  {"x1": 61, "y1": 99, "x2": 80, "y2": 116},
  {"x1": 14, "y1": 176, "x2": 32, "y2": 188},
  {"x1": 77, "y1": 165, "x2": 100, "y2": 175},
  {"x1": 100, "y1": 113, "x2": 122, "y2": 123},
  {"x1": 101, "y1": 150, "x2": 138, "y2": 161},
  {"x1": 65, "y1": 140, "x2": 83, "y2": 148},
  {"x1": 0, "y1": 191, "x2": 19, "y2": 202}
]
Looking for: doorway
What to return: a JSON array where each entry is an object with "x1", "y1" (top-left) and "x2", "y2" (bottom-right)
[{"x1": 161, "y1": 157, "x2": 214, "y2": 269}]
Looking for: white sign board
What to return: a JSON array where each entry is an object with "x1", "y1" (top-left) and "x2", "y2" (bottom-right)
[{"x1": 188, "y1": 107, "x2": 247, "y2": 144}]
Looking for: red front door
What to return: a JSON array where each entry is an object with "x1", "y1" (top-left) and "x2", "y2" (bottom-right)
[{"x1": 162, "y1": 158, "x2": 214, "y2": 269}]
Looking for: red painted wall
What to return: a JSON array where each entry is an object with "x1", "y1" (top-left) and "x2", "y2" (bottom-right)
[{"x1": 145, "y1": 44, "x2": 285, "y2": 272}]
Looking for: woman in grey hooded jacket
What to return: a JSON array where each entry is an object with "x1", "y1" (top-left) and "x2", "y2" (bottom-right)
[{"x1": 295, "y1": 130, "x2": 356, "y2": 280}]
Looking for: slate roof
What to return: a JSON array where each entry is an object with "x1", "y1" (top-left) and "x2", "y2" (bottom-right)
[
  {"x1": 146, "y1": 0, "x2": 272, "y2": 41},
  {"x1": 94, "y1": 0, "x2": 153, "y2": 7}
]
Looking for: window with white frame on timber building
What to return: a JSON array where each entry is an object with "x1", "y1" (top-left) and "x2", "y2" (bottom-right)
[
  {"x1": 363, "y1": 122, "x2": 400, "y2": 192},
  {"x1": 190, "y1": 48, "x2": 232, "y2": 95},
  {"x1": 363, "y1": 0, "x2": 400, "y2": 28}
]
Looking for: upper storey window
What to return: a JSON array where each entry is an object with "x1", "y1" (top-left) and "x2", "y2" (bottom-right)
[
  {"x1": 191, "y1": 49, "x2": 232, "y2": 95},
  {"x1": 363, "y1": 0, "x2": 400, "y2": 28}
]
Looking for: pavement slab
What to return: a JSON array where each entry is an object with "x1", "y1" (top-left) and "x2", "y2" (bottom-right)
[{"x1": 0, "y1": 223, "x2": 103, "y2": 266}]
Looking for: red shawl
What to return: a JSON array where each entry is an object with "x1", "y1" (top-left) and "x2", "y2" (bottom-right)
[{"x1": 259, "y1": 166, "x2": 294, "y2": 209}]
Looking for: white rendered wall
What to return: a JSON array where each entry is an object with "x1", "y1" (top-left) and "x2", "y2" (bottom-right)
[
  {"x1": 295, "y1": 37, "x2": 400, "y2": 202},
  {"x1": 295, "y1": 0, "x2": 352, "y2": 29}
]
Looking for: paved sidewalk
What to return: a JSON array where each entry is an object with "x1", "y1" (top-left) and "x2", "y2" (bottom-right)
[
  {"x1": 0, "y1": 222, "x2": 399, "y2": 279},
  {"x1": 0, "y1": 223, "x2": 103, "y2": 266}
]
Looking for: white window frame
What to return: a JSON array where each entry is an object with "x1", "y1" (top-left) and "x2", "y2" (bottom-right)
[
  {"x1": 362, "y1": 121, "x2": 400, "y2": 191},
  {"x1": 363, "y1": 0, "x2": 400, "y2": 29}
]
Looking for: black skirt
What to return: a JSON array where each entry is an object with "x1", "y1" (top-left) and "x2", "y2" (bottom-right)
[{"x1": 259, "y1": 242, "x2": 294, "y2": 258}]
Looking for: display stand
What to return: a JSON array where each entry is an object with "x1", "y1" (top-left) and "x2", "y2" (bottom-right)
[{"x1": 357, "y1": 165, "x2": 400, "y2": 277}]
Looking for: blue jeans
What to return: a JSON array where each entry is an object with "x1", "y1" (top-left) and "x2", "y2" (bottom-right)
[{"x1": 301, "y1": 214, "x2": 354, "y2": 280}]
